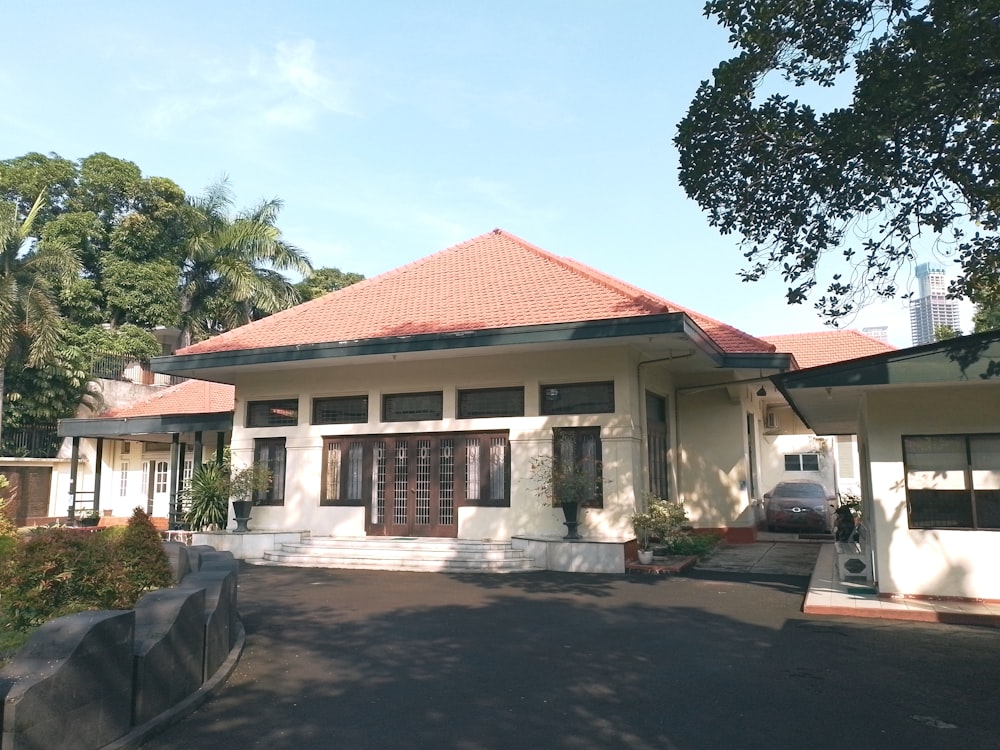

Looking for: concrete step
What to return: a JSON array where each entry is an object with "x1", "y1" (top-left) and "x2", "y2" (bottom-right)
[{"x1": 259, "y1": 536, "x2": 543, "y2": 573}]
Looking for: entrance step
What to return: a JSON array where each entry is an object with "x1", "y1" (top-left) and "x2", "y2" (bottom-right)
[{"x1": 259, "y1": 536, "x2": 543, "y2": 573}]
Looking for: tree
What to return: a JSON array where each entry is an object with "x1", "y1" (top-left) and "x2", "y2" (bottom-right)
[
  {"x1": 178, "y1": 180, "x2": 312, "y2": 347},
  {"x1": 0, "y1": 193, "x2": 79, "y2": 444},
  {"x1": 676, "y1": 1, "x2": 1000, "y2": 320},
  {"x1": 294, "y1": 267, "x2": 365, "y2": 301}
]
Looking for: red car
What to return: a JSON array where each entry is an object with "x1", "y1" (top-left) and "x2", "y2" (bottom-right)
[{"x1": 764, "y1": 480, "x2": 835, "y2": 533}]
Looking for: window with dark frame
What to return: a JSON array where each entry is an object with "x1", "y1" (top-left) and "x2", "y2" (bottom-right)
[
  {"x1": 246, "y1": 399, "x2": 299, "y2": 427},
  {"x1": 784, "y1": 453, "x2": 820, "y2": 472},
  {"x1": 313, "y1": 395, "x2": 369, "y2": 425},
  {"x1": 904, "y1": 434, "x2": 1000, "y2": 530},
  {"x1": 457, "y1": 387, "x2": 525, "y2": 418},
  {"x1": 382, "y1": 392, "x2": 444, "y2": 422},
  {"x1": 646, "y1": 392, "x2": 670, "y2": 499},
  {"x1": 540, "y1": 382, "x2": 614, "y2": 415},
  {"x1": 253, "y1": 438, "x2": 287, "y2": 505},
  {"x1": 553, "y1": 426, "x2": 604, "y2": 507},
  {"x1": 320, "y1": 432, "x2": 510, "y2": 509}
]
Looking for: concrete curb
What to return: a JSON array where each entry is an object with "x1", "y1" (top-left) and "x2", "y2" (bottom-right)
[{"x1": 102, "y1": 617, "x2": 246, "y2": 750}]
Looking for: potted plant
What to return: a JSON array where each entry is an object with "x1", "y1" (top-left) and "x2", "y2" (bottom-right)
[
  {"x1": 631, "y1": 507, "x2": 656, "y2": 564},
  {"x1": 227, "y1": 464, "x2": 272, "y2": 533},
  {"x1": 77, "y1": 509, "x2": 101, "y2": 528},
  {"x1": 631, "y1": 494, "x2": 689, "y2": 563},
  {"x1": 184, "y1": 462, "x2": 229, "y2": 531},
  {"x1": 184, "y1": 459, "x2": 271, "y2": 532},
  {"x1": 530, "y1": 452, "x2": 602, "y2": 539}
]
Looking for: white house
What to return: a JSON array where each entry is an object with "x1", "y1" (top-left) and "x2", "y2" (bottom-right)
[
  {"x1": 773, "y1": 330, "x2": 1000, "y2": 601},
  {"x1": 67, "y1": 229, "x2": 791, "y2": 545}
]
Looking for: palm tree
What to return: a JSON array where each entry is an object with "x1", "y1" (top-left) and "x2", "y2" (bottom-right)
[
  {"x1": 0, "y1": 193, "x2": 77, "y2": 444},
  {"x1": 178, "y1": 180, "x2": 312, "y2": 348}
]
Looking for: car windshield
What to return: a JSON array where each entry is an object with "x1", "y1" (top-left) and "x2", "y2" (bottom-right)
[{"x1": 772, "y1": 483, "x2": 827, "y2": 499}]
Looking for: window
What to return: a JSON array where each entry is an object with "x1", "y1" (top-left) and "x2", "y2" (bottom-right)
[
  {"x1": 321, "y1": 439, "x2": 367, "y2": 506},
  {"x1": 541, "y1": 382, "x2": 614, "y2": 415},
  {"x1": 253, "y1": 438, "x2": 287, "y2": 505},
  {"x1": 382, "y1": 392, "x2": 443, "y2": 422},
  {"x1": 247, "y1": 399, "x2": 299, "y2": 427},
  {"x1": 321, "y1": 432, "x2": 510, "y2": 511},
  {"x1": 119, "y1": 461, "x2": 129, "y2": 497},
  {"x1": 646, "y1": 392, "x2": 670, "y2": 499},
  {"x1": 553, "y1": 427, "x2": 604, "y2": 507},
  {"x1": 154, "y1": 461, "x2": 169, "y2": 494},
  {"x1": 313, "y1": 396, "x2": 369, "y2": 425},
  {"x1": 904, "y1": 434, "x2": 1000, "y2": 530},
  {"x1": 458, "y1": 387, "x2": 524, "y2": 418},
  {"x1": 785, "y1": 453, "x2": 820, "y2": 472}
]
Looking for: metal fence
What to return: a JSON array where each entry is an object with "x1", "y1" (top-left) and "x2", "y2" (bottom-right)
[{"x1": 0, "y1": 424, "x2": 61, "y2": 458}]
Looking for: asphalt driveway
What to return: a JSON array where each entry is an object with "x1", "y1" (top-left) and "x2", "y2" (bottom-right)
[{"x1": 138, "y1": 558, "x2": 1000, "y2": 750}]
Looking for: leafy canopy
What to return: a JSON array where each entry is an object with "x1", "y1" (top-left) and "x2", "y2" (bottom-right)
[{"x1": 675, "y1": 0, "x2": 1000, "y2": 320}]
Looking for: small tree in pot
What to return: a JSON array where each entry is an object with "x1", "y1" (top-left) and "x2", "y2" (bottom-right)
[{"x1": 185, "y1": 457, "x2": 271, "y2": 532}]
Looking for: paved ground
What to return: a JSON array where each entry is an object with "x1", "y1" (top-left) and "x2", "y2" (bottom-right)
[{"x1": 138, "y1": 546, "x2": 1000, "y2": 750}]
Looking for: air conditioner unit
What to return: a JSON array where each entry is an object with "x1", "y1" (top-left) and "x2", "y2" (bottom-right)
[{"x1": 763, "y1": 411, "x2": 777, "y2": 430}]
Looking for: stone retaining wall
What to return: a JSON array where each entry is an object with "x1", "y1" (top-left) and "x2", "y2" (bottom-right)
[{"x1": 0, "y1": 543, "x2": 240, "y2": 750}]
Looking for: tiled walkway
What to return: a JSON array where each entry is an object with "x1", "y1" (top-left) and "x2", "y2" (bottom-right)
[{"x1": 804, "y1": 542, "x2": 1000, "y2": 627}]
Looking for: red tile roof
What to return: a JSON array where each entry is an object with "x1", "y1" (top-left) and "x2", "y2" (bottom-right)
[
  {"x1": 102, "y1": 379, "x2": 235, "y2": 418},
  {"x1": 178, "y1": 229, "x2": 774, "y2": 356},
  {"x1": 762, "y1": 330, "x2": 896, "y2": 370}
]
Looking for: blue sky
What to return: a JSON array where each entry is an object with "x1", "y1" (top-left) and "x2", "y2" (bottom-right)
[{"x1": 1, "y1": 1, "x2": 971, "y2": 346}]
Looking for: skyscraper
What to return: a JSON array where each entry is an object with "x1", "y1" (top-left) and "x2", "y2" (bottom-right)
[{"x1": 909, "y1": 263, "x2": 962, "y2": 345}]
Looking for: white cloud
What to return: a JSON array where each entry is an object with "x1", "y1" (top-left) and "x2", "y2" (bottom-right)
[{"x1": 273, "y1": 40, "x2": 356, "y2": 116}]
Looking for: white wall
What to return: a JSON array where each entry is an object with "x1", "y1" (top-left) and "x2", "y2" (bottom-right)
[
  {"x1": 864, "y1": 384, "x2": 1000, "y2": 600},
  {"x1": 229, "y1": 346, "x2": 649, "y2": 540}
]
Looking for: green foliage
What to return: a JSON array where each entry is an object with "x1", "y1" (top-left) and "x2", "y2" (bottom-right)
[
  {"x1": 184, "y1": 462, "x2": 229, "y2": 530},
  {"x1": 530, "y1": 453, "x2": 603, "y2": 507},
  {"x1": 295, "y1": 267, "x2": 365, "y2": 301},
  {"x1": 662, "y1": 533, "x2": 722, "y2": 557},
  {"x1": 3, "y1": 344, "x2": 99, "y2": 430},
  {"x1": 184, "y1": 459, "x2": 272, "y2": 530},
  {"x1": 632, "y1": 496, "x2": 690, "y2": 550},
  {"x1": 973, "y1": 301, "x2": 1000, "y2": 334},
  {"x1": 0, "y1": 509, "x2": 172, "y2": 632},
  {"x1": 676, "y1": 0, "x2": 1000, "y2": 319},
  {"x1": 934, "y1": 324, "x2": 960, "y2": 341}
]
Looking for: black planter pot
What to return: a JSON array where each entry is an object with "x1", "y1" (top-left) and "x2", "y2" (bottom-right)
[
  {"x1": 560, "y1": 502, "x2": 581, "y2": 540},
  {"x1": 78, "y1": 517, "x2": 99, "y2": 528},
  {"x1": 231, "y1": 500, "x2": 253, "y2": 533}
]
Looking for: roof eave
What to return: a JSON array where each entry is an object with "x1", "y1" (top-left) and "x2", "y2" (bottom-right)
[
  {"x1": 58, "y1": 412, "x2": 234, "y2": 439},
  {"x1": 153, "y1": 313, "x2": 756, "y2": 378}
]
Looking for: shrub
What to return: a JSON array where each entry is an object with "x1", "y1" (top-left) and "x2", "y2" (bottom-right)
[
  {"x1": 662, "y1": 533, "x2": 722, "y2": 556},
  {"x1": 0, "y1": 508, "x2": 173, "y2": 631},
  {"x1": 632, "y1": 495, "x2": 690, "y2": 550}
]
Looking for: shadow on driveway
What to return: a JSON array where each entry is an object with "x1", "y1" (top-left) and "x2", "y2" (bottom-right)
[{"x1": 138, "y1": 564, "x2": 1000, "y2": 750}]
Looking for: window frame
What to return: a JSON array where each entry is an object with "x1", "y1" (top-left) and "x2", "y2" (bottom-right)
[
  {"x1": 457, "y1": 387, "x2": 525, "y2": 419},
  {"x1": 903, "y1": 433, "x2": 1000, "y2": 531},
  {"x1": 540, "y1": 381, "x2": 615, "y2": 416},
  {"x1": 381, "y1": 392, "x2": 444, "y2": 422},
  {"x1": 312, "y1": 395, "x2": 369, "y2": 425},
  {"x1": 253, "y1": 437, "x2": 287, "y2": 506},
  {"x1": 784, "y1": 453, "x2": 820, "y2": 472},
  {"x1": 552, "y1": 426, "x2": 604, "y2": 508},
  {"x1": 320, "y1": 431, "x2": 511, "y2": 508},
  {"x1": 246, "y1": 399, "x2": 299, "y2": 428}
]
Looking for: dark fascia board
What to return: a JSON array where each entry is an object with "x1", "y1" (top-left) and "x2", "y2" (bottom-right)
[
  {"x1": 151, "y1": 314, "x2": 743, "y2": 376},
  {"x1": 773, "y1": 328, "x2": 1000, "y2": 392},
  {"x1": 58, "y1": 412, "x2": 233, "y2": 438}
]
